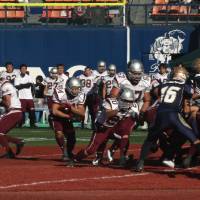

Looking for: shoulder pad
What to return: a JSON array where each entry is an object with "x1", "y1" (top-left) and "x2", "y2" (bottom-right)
[
  {"x1": 142, "y1": 74, "x2": 151, "y2": 82},
  {"x1": 78, "y1": 92, "x2": 86, "y2": 104}
]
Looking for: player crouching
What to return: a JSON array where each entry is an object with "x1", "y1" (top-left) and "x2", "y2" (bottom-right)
[
  {"x1": 75, "y1": 88, "x2": 139, "y2": 166},
  {"x1": 0, "y1": 78, "x2": 24, "y2": 158},
  {"x1": 52, "y1": 77, "x2": 85, "y2": 166}
]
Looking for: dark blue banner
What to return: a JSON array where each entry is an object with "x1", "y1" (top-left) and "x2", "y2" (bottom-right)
[
  {"x1": 130, "y1": 26, "x2": 196, "y2": 74},
  {"x1": 0, "y1": 27, "x2": 127, "y2": 75}
]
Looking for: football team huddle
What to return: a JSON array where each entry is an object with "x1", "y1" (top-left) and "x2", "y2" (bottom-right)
[{"x1": 1, "y1": 58, "x2": 200, "y2": 172}]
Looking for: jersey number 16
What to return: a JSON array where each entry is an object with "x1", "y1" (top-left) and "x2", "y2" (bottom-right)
[{"x1": 161, "y1": 86, "x2": 181, "y2": 103}]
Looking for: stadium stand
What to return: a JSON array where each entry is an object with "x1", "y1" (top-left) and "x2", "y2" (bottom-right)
[
  {"x1": 0, "y1": 7, "x2": 24, "y2": 19},
  {"x1": 151, "y1": 0, "x2": 200, "y2": 19},
  {"x1": 41, "y1": 0, "x2": 121, "y2": 24},
  {"x1": 0, "y1": 0, "x2": 25, "y2": 20}
]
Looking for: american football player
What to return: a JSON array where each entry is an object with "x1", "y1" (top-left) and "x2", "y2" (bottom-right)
[
  {"x1": 77, "y1": 67, "x2": 96, "y2": 128},
  {"x1": 102, "y1": 64, "x2": 117, "y2": 99},
  {"x1": 52, "y1": 77, "x2": 86, "y2": 165},
  {"x1": 0, "y1": 62, "x2": 19, "y2": 85},
  {"x1": 136, "y1": 67, "x2": 200, "y2": 172},
  {"x1": 0, "y1": 78, "x2": 24, "y2": 158},
  {"x1": 75, "y1": 88, "x2": 139, "y2": 164}
]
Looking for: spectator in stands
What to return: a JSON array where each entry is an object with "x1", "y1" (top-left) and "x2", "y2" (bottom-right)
[
  {"x1": 179, "y1": 0, "x2": 192, "y2": 14},
  {"x1": 17, "y1": 0, "x2": 30, "y2": 14},
  {"x1": 34, "y1": 75, "x2": 45, "y2": 124},
  {"x1": 194, "y1": 0, "x2": 200, "y2": 13},
  {"x1": 14, "y1": 64, "x2": 36, "y2": 128},
  {"x1": 72, "y1": 6, "x2": 88, "y2": 25}
]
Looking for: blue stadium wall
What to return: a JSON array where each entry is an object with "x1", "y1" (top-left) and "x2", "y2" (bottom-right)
[
  {"x1": 0, "y1": 27, "x2": 127, "y2": 75},
  {"x1": 0, "y1": 26, "x2": 198, "y2": 75}
]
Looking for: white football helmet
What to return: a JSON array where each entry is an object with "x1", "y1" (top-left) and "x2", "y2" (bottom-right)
[
  {"x1": 50, "y1": 67, "x2": 58, "y2": 79},
  {"x1": 97, "y1": 60, "x2": 106, "y2": 73},
  {"x1": 173, "y1": 67, "x2": 188, "y2": 81},
  {"x1": 119, "y1": 88, "x2": 134, "y2": 111},
  {"x1": 66, "y1": 77, "x2": 81, "y2": 97},
  {"x1": 127, "y1": 59, "x2": 144, "y2": 84},
  {"x1": 108, "y1": 64, "x2": 116, "y2": 77}
]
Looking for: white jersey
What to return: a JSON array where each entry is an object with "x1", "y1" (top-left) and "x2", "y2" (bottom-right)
[
  {"x1": 113, "y1": 72, "x2": 151, "y2": 103},
  {"x1": 0, "y1": 69, "x2": 19, "y2": 83},
  {"x1": 14, "y1": 74, "x2": 34, "y2": 99},
  {"x1": 92, "y1": 70, "x2": 108, "y2": 83},
  {"x1": 58, "y1": 73, "x2": 68, "y2": 89},
  {"x1": 102, "y1": 75, "x2": 115, "y2": 97},
  {"x1": 77, "y1": 74, "x2": 95, "y2": 95},
  {"x1": 0, "y1": 80, "x2": 21, "y2": 110},
  {"x1": 151, "y1": 72, "x2": 169, "y2": 88},
  {"x1": 96, "y1": 98, "x2": 139, "y2": 128},
  {"x1": 44, "y1": 77, "x2": 64, "y2": 96},
  {"x1": 52, "y1": 87, "x2": 86, "y2": 106}
]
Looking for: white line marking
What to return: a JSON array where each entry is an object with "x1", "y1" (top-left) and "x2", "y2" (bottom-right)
[
  {"x1": 23, "y1": 137, "x2": 90, "y2": 142},
  {"x1": 19, "y1": 153, "x2": 61, "y2": 158},
  {"x1": 0, "y1": 173, "x2": 149, "y2": 190}
]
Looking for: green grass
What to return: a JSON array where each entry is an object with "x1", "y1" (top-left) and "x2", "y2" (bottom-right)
[{"x1": 9, "y1": 128, "x2": 147, "y2": 146}]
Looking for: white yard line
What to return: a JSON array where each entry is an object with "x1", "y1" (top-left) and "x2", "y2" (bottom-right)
[{"x1": 0, "y1": 173, "x2": 149, "y2": 190}]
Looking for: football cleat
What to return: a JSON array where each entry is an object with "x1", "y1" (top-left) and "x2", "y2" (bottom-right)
[
  {"x1": 107, "y1": 149, "x2": 114, "y2": 163},
  {"x1": 6, "y1": 149, "x2": 15, "y2": 159},
  {"x1": 135, "y1": 160, "x2": 144, "y2": 172},
  {"x1": 62, "y1": 154, "x2": 69, "y2": 162},
  {"x1": 92, "y1": 157, "x2": 102, "y2": 166},
  {"x1": 65, "y1": 159, "x2": 75, "y2": 167},
  {"x1": 16, "y1": 141, "x2": 25, "y2": 155},
  {"x1": 162, "y1": 159, "x2": 175, "y2": 168},
  {"x1": 182, "y1": 156, "x2": 192, "y2": 168},
  {"x1": 119, "y1": 155, "x2": 126, "y2": 167}
]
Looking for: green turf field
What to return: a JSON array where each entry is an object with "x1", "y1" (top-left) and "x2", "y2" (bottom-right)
[{"x1": 9, "y1": 128, "x2": 147, "y2": 146}]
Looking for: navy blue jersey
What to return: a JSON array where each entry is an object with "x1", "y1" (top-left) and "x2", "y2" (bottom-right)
[
  {"x1": 193, "y1": 74, "x2": 200, "y2": 95},
  {"x1": 158, "y1": 79, "x2": 193, "y2": 112}
]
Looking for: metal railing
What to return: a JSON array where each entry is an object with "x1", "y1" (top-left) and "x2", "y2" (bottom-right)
[
  {"x1": 0, "y1": 3, "x2": 199, "y2": 26},
  {"x1": 127, "y1": 3, "x2": 200, "y2": 25}
]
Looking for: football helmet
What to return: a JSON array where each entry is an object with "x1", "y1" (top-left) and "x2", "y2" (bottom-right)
[
  {"x1": 173, "y1": 66, "x2": 188, "y2": 81},
  {"x1": 50, "y1": 67, "x2": 58, "y2": 79},
  {"x1": 97, "y1": 60, "x2": 106, "y2": 73},
  {"x1": 119, "y1": 88, "x2": 134, "y2": 111},
  {"x1": 127, "y1": 59, "x2": 144, "y2": 84},
  {"x1": 66, "y1": 77, "x2": 81, "y2": 97},
  {"x1": 108, "y1": 64, "x2": 116, "y2": 77}
]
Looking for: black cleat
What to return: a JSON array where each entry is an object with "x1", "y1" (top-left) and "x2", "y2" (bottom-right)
[
  {"x1": 183, "y1": 156, "x2": 192, "y2": 168},
  {"x1": 135, "y1": 160, "x2": 144, "y2": 172},
  {"x1": 16, "y1": 141, "x2": 25, "y2": 155},
  {"x1": 119, "y1": 156, "x2": 127, "y2": 167},
  {"x1": 65, "y1": 159, "x2": 75, "y2": 167},
  {"x1": 6, "y1": 149, "x2": 15, "y2": 159}
]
